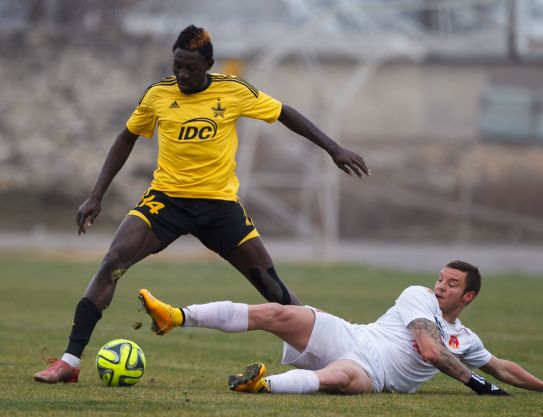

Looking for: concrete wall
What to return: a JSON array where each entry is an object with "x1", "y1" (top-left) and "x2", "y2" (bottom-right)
[{"x1": 238, "y1": 59, "x2": 543, "y2": 142}]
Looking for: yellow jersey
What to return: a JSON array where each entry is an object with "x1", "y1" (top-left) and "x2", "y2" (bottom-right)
[{"x1": 126, "y1": 73, "x2": 282, "y2": 201}]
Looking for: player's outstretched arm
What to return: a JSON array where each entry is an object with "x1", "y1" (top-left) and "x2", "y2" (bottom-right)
[
  {"x1": 277, "y1": 104, "x2": 370, "y2": 177},
  {"x1": 479, "y1": 355, "x2": 543, "y2": 392},
  {"x1": 76, "y1": 127, "x2": 139, "y2": 235},
  {"x1": 407, "y1": 318, "x2": 509, "y2": 395}
]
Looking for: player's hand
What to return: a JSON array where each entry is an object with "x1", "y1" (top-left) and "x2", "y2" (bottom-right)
[
  {"x1": 76, "y1": 194, "x2": 102, "y2": 235},
  {"x1": 329, "y1": 146, "x2": 370, "y2": 178},
  {"x1": 465, "y1": 372, "x2": 510, "y2": 396}
]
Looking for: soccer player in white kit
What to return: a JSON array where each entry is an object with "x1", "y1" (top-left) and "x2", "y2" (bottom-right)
[{"x1": 139, "y1": 260, "x2": 543, "y2": 395}]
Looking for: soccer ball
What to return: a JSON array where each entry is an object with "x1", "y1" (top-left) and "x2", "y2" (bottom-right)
[{"x1": 96, "y1": 339, "x2": 146, "y2": 386}]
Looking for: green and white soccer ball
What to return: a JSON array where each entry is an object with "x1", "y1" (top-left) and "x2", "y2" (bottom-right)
[{"x1": 96, "y1": 339, "x2": 146, "y2": 386}]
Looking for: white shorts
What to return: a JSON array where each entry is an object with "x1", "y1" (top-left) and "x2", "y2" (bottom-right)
[{"x1": 281, "y1": 308, "x2": 385, "y2": 393}]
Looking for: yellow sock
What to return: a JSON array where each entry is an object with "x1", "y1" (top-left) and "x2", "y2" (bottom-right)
[{"x1": 173, "y1": 307, "x2": 185, "y2": 327}]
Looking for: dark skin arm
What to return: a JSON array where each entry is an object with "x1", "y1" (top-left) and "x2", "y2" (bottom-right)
[
  {"x1": 277, "y1": 104, "x2": 370, "y2": 177},
  {"x1": 76, "y1": 127, "x2": 139, "y2": 235}
]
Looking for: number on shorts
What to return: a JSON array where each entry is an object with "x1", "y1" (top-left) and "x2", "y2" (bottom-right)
[{"x1": 138, "y1": 195, "x2": 165, "y2": 215}]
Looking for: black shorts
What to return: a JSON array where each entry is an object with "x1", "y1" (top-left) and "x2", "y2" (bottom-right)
[{"x1": 128, "y1": 190, "x2": 259, "y2": 258}]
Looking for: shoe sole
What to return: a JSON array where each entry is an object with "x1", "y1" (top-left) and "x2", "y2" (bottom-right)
[
  {"x1": 33, "y1": 376, "x2": 77, "y2": 383},
  {"x1": 33, "y1": 371, "x2": 79, "y2": 383},
  {"x1": 228, "y1": 363, "x2": 266, "y2": 391}
]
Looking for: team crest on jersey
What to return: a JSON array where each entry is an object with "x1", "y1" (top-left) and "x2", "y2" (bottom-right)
[
  {"x1": 212, "y1": 98, "x2": 226, "y2": 118},
  {"x1": 448, "y1": 335, "x2": 460, "y2": 349}
]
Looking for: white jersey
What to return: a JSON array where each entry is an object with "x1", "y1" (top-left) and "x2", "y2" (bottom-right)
[{"x1": 359, "y1": 286, "x2": 491, "y2": 393}]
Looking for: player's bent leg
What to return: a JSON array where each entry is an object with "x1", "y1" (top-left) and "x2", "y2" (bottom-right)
[
  {"x1": 136, "y1": 294, "x2": 314, "y2": 349},
  {"x1": 226, "y1": 237, "x2": 302, "y2": 305},
  {"x1": 72, "y1": 215, "x2": 162, "y2": 346},
  {"x1": 314, "y1": 359, "x2": 374, "y2": 395},
  {"x1": 35, "y1": 216, "x2": 163, "y2": 384}
]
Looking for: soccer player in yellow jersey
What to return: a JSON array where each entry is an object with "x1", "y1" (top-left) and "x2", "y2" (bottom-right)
[{"x1": 34, "y1": 24, "x2": 369, "y2": 383}]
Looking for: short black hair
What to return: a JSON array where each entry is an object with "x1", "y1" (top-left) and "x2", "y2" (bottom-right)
[
  {"x1": 446, "y1": 260, "x2": 481, "y2": 295},
  {"x1": 172, "y1": 25, "x2": 213, "y2": 61}
]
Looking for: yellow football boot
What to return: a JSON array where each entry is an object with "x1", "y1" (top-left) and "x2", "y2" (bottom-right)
[
  {"x1": 228, "y1": 363, "x2": 270, "y2": 393},
  {"x1": 138, "y1": 289, "x2": 184, "y2": 335}
]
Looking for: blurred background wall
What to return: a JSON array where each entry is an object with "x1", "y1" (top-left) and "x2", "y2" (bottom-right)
[{"x1": 1, "y1": 0, "x2": 542, "y2": 260}]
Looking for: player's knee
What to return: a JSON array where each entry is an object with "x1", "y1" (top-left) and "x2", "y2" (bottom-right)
[
  {"x1": 319, "y1": 368, "x2": 367, "y2": 395},
  {"x1": 319, "y1": 370, "x2": 352, "y2": 392},
  {"x1": 252, "y1": 303, "x2": 289, "y2": 329},
  {"x1": 342, "y1": 380, "x2": 366, "y2": 395},
  {"x1": 102, "y1": 251, "x2": 120, "y2": 269},
  {"x1": 105, "y1": 243, "x2": 134, "y2": 267},
  {"x1": 100, "y1": 251, "x2": 130, "y2": 282},
  {"x1": 262, "y1": 302, "x2": 285, "y2": 322}
]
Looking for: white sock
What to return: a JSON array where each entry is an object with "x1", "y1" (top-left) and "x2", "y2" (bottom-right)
[
  {"x1": 182, "y1": 301, "x2": 248, "y2": 332},
  {"x1": 266, "y1": 369, "x2": 320, "y2": 394},
  {"x1": 61, "y1": 352, "x2": 81, "y2": 368}
]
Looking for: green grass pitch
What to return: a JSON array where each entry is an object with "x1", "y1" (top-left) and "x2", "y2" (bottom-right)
[{"x1": 0, "y1": 257, "x2": 542, "y2": 416}]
